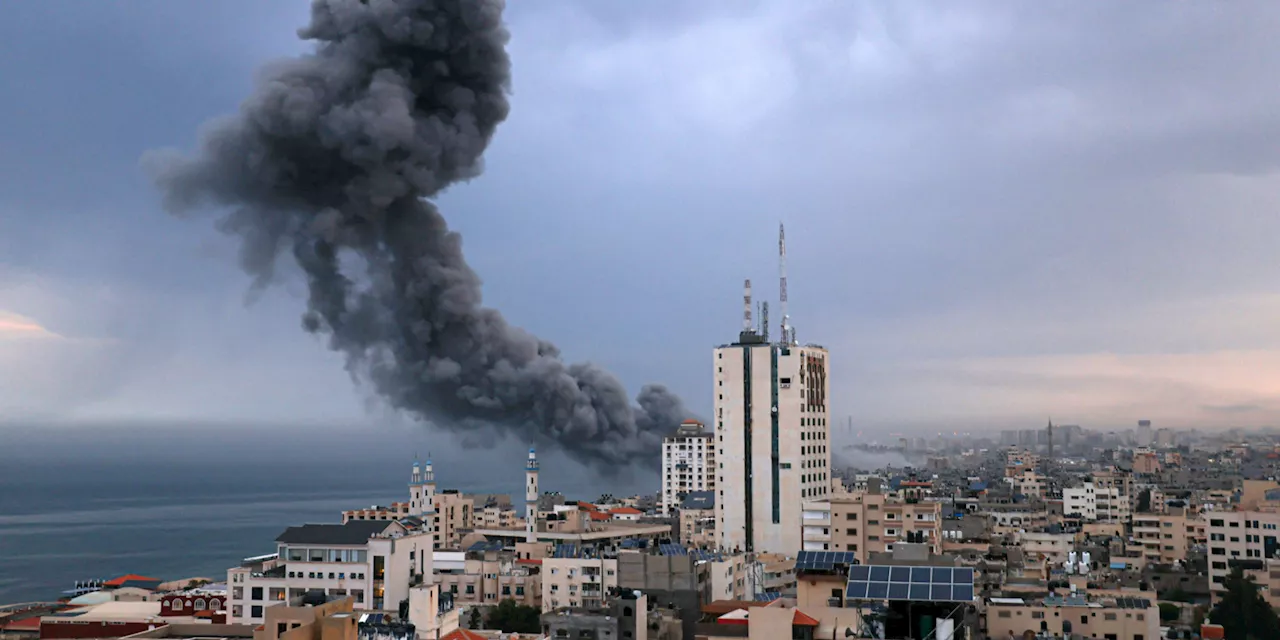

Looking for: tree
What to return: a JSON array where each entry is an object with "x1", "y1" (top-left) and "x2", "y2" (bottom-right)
[
  {"x1": 1208, "y1": 567, "x2": 1280, "y2": 640},
  {"x1": 467, "y1": 607, "x2": 482, "y2": 629},
  {"x1": 1158, "y1": 602, "x2": 1180, "y2": 622},
  {"x1": 485, "y1": 599, "x2": 541, "y2": 634}
]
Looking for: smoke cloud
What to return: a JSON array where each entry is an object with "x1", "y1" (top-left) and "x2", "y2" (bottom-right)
[{"x1": 141, "y1": 0, "x2": 687, "y2": 468}]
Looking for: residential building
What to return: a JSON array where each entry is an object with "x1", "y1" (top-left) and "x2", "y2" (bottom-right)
[
  {"x1": 678, "y1": 491, "x2": 716, "y2": 548},
  {"x1": 1064, "y1": 481, "x2": 1131, "y2": 523},
  {"x1": 714, "y1": 308, "x2": 831, "y2": 554},
  {"x1": 985, "y1": 593, "x2": 1159, "y2": 640},
  {"x1": 431, "y1": 491, "x2": 474, "y2": 550},
  {"x1": 540, "y1": 557, "x2": 617, "y2": 611},
  {"x1": 433, "y1": 546, "x2": 542, "y2": 609},
  {"x1": 800, "y1": 487, "x2": 942, "y2": 560},
  {"x1": 226, "y1": 519, "x2": 433, "y2": 625},
  {"x1": 1133, "y1": 506, "x2": 1203, "y2": 565},
  {"x1": 661, "y1": 419, "x2": 715, "y2": 516},
  {"x1": 1205, "y1": 508, "x2": 1280, "y2": 598}
]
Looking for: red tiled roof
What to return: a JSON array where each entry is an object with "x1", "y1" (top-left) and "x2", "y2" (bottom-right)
[
  {"x1": 792, "y1": 610, "x2": 820, "y2": 627},
  {"x1": 441, "y1": 629, "x2": 487, "y2": 640},
  {"x1": 104, "y1": 574, "x2": 161, "y2": 586},
  {"x1": 589, "y1": 512, "x2": 612, "y2": 521},
  {"x1": 577, "y1": 502, "x2": 598, "y2": 511},
  {"x1": 516, "y1": 558, "x2": 543, "y2": 565},
  {"x1": 610, "y1": 507, "x2": 642, "y2": 515}
]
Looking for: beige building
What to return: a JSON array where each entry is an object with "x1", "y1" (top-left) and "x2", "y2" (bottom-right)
[
  {"x1": 433, "y1": 548, "x2": 542, "y2": 609},
  {"x1": 678, "y1": 491, "x2": 716, "y2": 548},
  {"x1": 1133, "y1": 506, "x2": 1204, "y2": 565},
  {"x1": 540, "y1": 557, "x2": 618, "y2": 611},
  {"x1": 431, "y1": 491, "x2": 474, "y2": 549},
  {"x1": 1206, "y1": 507, "x2": 1280, "y2": 598},
  {"x1": 714, "y1": 304, "x2": 831, "y2": 555},
  {"x1": 661, "y1": 419, "x2": 715, "y2": 516},
  {"x1": 985, "y1": 594, "x2": 1158, "y2": 640},
  {"x1": 801, "y1": 488, "x2": 942, "y2": 560}
]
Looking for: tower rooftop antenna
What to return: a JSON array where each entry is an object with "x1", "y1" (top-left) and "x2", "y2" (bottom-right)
[{"x1": 779, "y1": 222, "x2": 789, "y2": 345}]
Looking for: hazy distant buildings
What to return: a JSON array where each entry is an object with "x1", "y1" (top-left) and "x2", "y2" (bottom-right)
[
  {"x1": 660, "y1": 419, "x2": 715, "y2": 516},
  {"x1": 1136, "y1": 420, "x2": 1153, "y2": 447},
  {"x1": 714, "y1": 280, "x2": 831, "y2": 554}
]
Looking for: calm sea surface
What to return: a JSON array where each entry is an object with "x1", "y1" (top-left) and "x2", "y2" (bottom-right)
[{"x1": 0, "y1": 423, "x2": 652, "y2": 604}]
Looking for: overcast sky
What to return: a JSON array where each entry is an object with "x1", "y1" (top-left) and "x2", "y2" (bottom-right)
[{"x1": 3, "y1": 1, "x2": 1280, "y2": 445}]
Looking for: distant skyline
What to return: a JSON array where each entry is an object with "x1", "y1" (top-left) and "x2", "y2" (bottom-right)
[{"x1": 5, "y1": 2, "x2": 1280, "y2": 447}]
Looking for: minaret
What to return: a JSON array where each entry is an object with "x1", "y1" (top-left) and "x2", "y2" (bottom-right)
[
  {"x1": 525, "y1": 446, "x2": 539, "y2": 544},
  {"x1": 423, "y1": 455, "x2": 437, "y2": 523},
  {"x1": 410, "y1": 458, "x2": 424, "y2": 515}
]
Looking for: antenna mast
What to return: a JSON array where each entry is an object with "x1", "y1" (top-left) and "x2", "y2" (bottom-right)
[
  {"x1": 779, "y1": 222, "x2": 791, "y2": 345},
  {"x1": 742, "y1": 279, "x2": 753, "y2": 332},
  {"x1": 761, "y1": 301, "x2": 770, "y2": 342}
]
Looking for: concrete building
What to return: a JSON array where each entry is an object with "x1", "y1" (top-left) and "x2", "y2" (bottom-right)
[
  {"x1": 540, "y1": 557, "x2": 617, "y2": 611},
  {"x1": 660, "y1": 420, "x2": 715, "y2": 516},
  {"x1": 431, "y1": 492, "x2": 474, "y2": 550},
  {"x1": 1133, "y1": 507, "x2": 1204, "y2": 565},
  {"x1": 677, "y1": 491, "x2": 716, "y2": 548},
  {"x1": 226, "y1": 520, "x2": 433, "y2": 625},
  {"x1": 433, "y1": 546, "x2": 542, "y2": 609},
  {"x1": 985, "y1": 593, "x2": 1159, "y2": 640},
  {"x1": 1064, "y1": 481, "x2": 1131, "y2": 523},
  {"x1": 800, "y1": 488, "x2": 942, "y2": 560},
  {"x1": 1136, "y1": 420, "x2": 1153, "y2": 447},
  {"x1": 1206, "y1": 508, "x2": 1280, "y2": 598},
  {"x1": 714, "y1": 310, "x2": 831, "y2": 554}
]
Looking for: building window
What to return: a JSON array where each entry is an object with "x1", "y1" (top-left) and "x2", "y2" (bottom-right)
[
  {"x1": 251, "y1": 606, "x2": 263, "y2": 619},
  {"x1": 251, "y1": 587, "x2": 263, "y2": 601}
]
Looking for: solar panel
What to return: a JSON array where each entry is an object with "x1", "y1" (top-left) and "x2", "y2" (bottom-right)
[
  {"x1": 797, "y1": 550, "x2": 858, "y2": 572},
  {"x1": 553, "y1": 543, "x2": 577, "y2": 558},
  {"x1": 845, "y1": 564, "x2": 976, "y2": 603},
  {"x1": 658, "y1": 544, "x2": 688, "y2": 556}
]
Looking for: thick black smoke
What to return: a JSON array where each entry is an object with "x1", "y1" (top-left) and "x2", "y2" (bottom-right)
[{"x1": 142, "y1": 0, "x2": 688, "y2": 468}]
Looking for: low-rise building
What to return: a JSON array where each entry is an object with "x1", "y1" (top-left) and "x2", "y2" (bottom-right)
[
  {"x1": 801, "y1": 487, "x2": 942, "y2": 560},
  {"x1": 678, "y1": 491, "x2": 716, "y2": 548},
  {"x1": 226, "y1": 519, "x2": 433, "y2": 625},
  {"x1": 984, "y1": 593, "x2": 1158, "y2": 640},
  {"x1": 540, "y1": 557, "x2": 617, "y2": 611}
]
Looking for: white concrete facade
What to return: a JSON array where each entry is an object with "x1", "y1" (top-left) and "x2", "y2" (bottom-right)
[
  {"x1": 227, "y1": 523, "x2": 434, "y2": 625},
  {"x1": 1064, "y1": 483, "x2": 1129, "y2": 522},
  {"x1": 660, "y1": 420, "x2": 715, "y2": 516},
  {"x1": 714, "y1": 338, "x2": 830, "y2": 555}
]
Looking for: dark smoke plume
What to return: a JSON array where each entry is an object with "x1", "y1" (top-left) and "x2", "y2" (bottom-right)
[{"x1": 142, "y1": 0, "x2": 687, "y2": 468}]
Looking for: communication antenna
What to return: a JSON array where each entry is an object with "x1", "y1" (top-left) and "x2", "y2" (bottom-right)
[
  {"x1": 742, "y1": 279, "x2": 753, "y2": 332},
  {"x1": 761, "y1": 301, "x2": 770, "y2": 342},
  {"x1": 779, "y1": 222, "x2": 790, "y2": 345}
]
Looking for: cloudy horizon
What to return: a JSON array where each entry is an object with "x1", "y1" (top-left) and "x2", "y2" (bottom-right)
[{"x1": 4, "y1": 1, "x2": 1280, "y2": 450}]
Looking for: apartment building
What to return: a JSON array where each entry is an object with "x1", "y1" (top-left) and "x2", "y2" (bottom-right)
[
  {"x1": 226, "y1": 519, "x2": 433, "y2": 625},
  {"x1": 678, "y1": 491, "x2": 716, "y2": 548},
  {"x1": 431, "y1": 491, "x2": 473, "y2": 549},
  {"x1": 1133, "y1": 507, "x2": 1204, "y2": 565},
  {"x1": 800, "y1": 489, "x2": 942, "y2": 561},
  {"x1": 1206, "y1": 509, "x2": 1280, "y2": 597},
  {"x1": 985, "y1": 593, "x2": 1159, "y2": 640},
  {"x1": 433, "y1": 547, "x2": 541, "y2": 609},
  {"x1": 541, "y1": 557, "x2": 618, "y2": 611},
  {"x1": 661, "y1": 420, "x2": 715, "y2": 516},
  {"x1": 1064, "y1": 482, "x2": 1131, "y2": 523}
]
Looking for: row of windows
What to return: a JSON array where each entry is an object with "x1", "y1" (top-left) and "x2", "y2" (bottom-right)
[
  {"x1": 165, "y1": 598, "x2": 220, "y2": 610},
  {"x1": 286, "y1": 570, "x2": 365, "y2": 580}
]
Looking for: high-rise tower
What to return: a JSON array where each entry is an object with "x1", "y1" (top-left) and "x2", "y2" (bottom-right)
[
  {"x1": 525, "y1": 446, "x2": 539, "y2": 544},
  {"x1": 713, "y1": 227, "x2": 830, "y2": 554}
]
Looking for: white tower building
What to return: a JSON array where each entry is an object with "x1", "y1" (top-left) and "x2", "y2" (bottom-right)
[
  {"x1": 661, "y1": 420, "x2": 715, "y2": 516},
  {"x1": 713, "y1": 230, "x2": 831, "y2": 555},
  {"x1": 526, "y1": 446, "x2": 539, "y2": 543}
]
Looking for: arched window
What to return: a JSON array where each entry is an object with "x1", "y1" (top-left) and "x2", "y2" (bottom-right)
[
  {"x1": 210, "y1": 599, "x2": 221, "y2": 610},
  {"x1": 194, "y1": 598, "x2": 207, "y2": 611}
]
